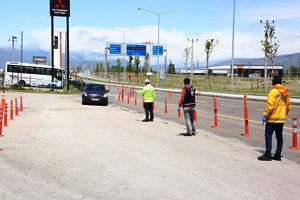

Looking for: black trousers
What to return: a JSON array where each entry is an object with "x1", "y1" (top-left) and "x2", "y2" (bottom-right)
[{"x1": 144, "y1": 102, "x2": 154, "y2": 120}]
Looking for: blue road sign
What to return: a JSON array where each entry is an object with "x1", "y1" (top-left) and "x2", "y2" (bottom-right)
[
  {"x1": 109, "y1": 44, "x2": 122, "y2": 55},
  {"x1": 152, "y1": 45, "x2": 164, "y2": 56},
  {"x1": 126, "y1": 44, "x2": 146, "y2": 56}
]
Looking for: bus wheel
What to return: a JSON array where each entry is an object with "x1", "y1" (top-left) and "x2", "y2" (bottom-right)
[{"x1": 18, "y1": 80, "x2": 26, "y2": 87}]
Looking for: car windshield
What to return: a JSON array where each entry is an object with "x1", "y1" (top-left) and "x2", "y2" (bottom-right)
[{"x1": 85, "y1": 84, "x2": 106, "y2": 91}]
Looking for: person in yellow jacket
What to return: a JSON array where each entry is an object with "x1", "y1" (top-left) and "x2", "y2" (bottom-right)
[
  {"x1": 258, "y1": 75, "x2": 291, "y2": 161},
  {"x1": 138, "y1": 79, "x2": 156, "y2": 122}
]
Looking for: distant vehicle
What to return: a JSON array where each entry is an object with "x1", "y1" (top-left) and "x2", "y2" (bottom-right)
[
  {"x1": 4, "y1": 62, "x2": 63, "y2": 87},
  {"x1": 82, "y1": 83, "x2": 109, "y2": 106},
  {"x1": 227, "y1": 73, "x2": 237, "y2": 77}
]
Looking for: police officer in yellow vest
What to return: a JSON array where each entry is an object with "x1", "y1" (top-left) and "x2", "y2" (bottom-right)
[
  {"x1": 138, "y1": 79, "x2": 156, "y2": 122},
  {"x1": 258, "y1": 75, "x2": 291, "y2": 161}
]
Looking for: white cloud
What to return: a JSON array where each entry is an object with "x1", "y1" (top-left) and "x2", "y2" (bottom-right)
[{"x1": 25, "y1": 24, "x2": 300, "y2": 67}]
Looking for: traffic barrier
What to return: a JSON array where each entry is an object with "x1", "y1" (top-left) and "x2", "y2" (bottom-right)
[
  {"x1": 4, "y1": 103, "x2": 8, "y2": 127},
  {"x1": 0, "y1": 107, "x2": 3, "y2": 137},
  {"x1": 127, "y1": 93, "x2": 130, "y2": 104},
  {"x1": 290, "y1": 117, "x2": 299, "y2": 150},
  {"x1": 15, "y1": 98, "x2": 19, "y2": 116},
  {"x1": 168, "y1": 88, "x2": 173, "y2": 97},
  {"x1": 243, "y1": 95, "x2": 250, "y2": 137},
  {"x1": 9, "y1": 100, "x2": 13, "y2": 120},
  {"x1": 152, "y1": 102, "x2": 155, "y2": 111},
  {"x1": 194, "y1": 110, "x2": 197, "y2": 122},
  {"x1": 164, "y1": 98, "x2": 168, "y2": 114},
  {"x1": 213, "y1": 96, "x2": 219, "y2": 128},
  {"x1": 20, "y1": 96, "x2": 23, "y2": 112}
]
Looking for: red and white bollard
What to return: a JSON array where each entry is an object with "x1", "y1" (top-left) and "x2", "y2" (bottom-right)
[
  {"x1": 0, "y1": 107, "x2": 3, "y2": 137},
  {"x1": 164, "y1": 98, "x2": 168, "y2": 114},
  {"x1": 243, "y1": 95, "x2": 250, "y2": 137},
  {"x1": 9, "y1": 100, "x2": 14, "y2": 120},
  {"x1": 20, "y1": 96, "x2": 23, "y2": 112},
  {"x1": 290, "y1": 117, "x2": 299, "y2": 150},
  {"x1": 194, "y1": 110, "x2": 198, "y2": 122},
  {"x1": 15, "y1": 98, "x2": 19, "y2": 116},
  {"x1": 214, "y1": 96, "x2": 219, "y2": 128},
  {"x1": 3, "y1": 103, "x2": 8, "y2": 127}
]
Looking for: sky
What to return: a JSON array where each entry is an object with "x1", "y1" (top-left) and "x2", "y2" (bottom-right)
[{"x1": 1, "y1": 0, "x2": 300, "y2": 67}]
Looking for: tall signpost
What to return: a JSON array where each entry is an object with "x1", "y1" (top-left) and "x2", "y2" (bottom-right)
[{"x1": 50, "y1": 0, "x2": 70, "y2": 90}]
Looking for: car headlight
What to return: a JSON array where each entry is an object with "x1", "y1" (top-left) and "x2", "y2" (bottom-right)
[
  {"x1": 103, "y1": 94, "x2": 107, "y2": 98},
  {"x1": 83, "y1": 92, "x2": 88, "y2": 96}
]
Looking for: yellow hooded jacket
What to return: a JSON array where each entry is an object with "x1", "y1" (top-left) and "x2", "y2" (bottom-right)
[{"x1": 263, "y1": 84, "x2": 291, "y2": 123}]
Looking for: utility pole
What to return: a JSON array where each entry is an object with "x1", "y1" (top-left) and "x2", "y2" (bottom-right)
[
  {"x1": 187, "y1": 39, "x2": 198, "y2": 84},
  {"x1": 183, "y1": 47, "x2": 190, "y2": 76},
  {"x1": 10, "y1": 36, "x2": 17, "y2": 62}
]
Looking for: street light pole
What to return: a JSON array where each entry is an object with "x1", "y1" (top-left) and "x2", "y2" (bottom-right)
[
  {"x1": 109, "y1": 28, "x2": 137, "y2": 83},
  {"x1": 188, "y1": 38, "x2": 198, "y2": 84},
  {"x1": 104, "y1": 46, "x2": 110, "y2": 83},
  {"x1": 137, "y1": 7, "x2": 180, "y2": 87},
  {"x1": 230, "y1": 0, "x2": 236, "y2": 91}
]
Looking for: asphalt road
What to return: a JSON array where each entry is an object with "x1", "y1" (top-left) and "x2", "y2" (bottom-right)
[
  {"x1": 109, "y1": 84, "x2": 300, "y2": 163},
  {"x1": 0, "y1": 90, "x2": 300, "y2": 200}
]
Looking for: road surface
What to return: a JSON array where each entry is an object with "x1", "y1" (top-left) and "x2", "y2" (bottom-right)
[{"x1": 0, "y1": 91, "x2": 300, "y2": 200}]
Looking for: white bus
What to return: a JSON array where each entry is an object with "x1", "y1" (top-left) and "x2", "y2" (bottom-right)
[{"x1": 4, "y1": 62, "x2": 64, "y2": 88}]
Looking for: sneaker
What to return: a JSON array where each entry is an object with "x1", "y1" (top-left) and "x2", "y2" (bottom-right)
[
  {"x1": 142, "y1": 119, "x2": 149, "y2": 122},
  {"x1": 191, "y1": 132, "x2": 196, "y2": 136},
  {"x1": 257, "y1": 154, "x2": 272, "y2": 161},
  {"x1": 272, "y1": 155, "x2": 282, "y2": 161},
  {"x1": 149, "y1": 119, "x2": 154, "y2": 122},
  {"x1": 183, "y1": 132, "x2": 192, "y2": 136}
]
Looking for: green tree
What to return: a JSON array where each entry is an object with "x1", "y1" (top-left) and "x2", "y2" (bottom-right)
[
  {"x1": 127, "y1": 55, "x2": 134, "y2": 73},
  {"x1": 204, "y1": 39, "x2": 218, "y2": 80},
  {"x1": 116, "y1": 58, "x2": 122, "y2": 82},
  {"x1": 134, "y1": 56, "x2": 141, "y2": 84},
  {"x1": 167, "y1": 60, "x2": 175, "y2": 74},
  {"x1": 261, "y1": 22, "x2": 279, "y2": 75},
  {"x1": 290, "y1": 65, "x2": 298, "y2": 77}
]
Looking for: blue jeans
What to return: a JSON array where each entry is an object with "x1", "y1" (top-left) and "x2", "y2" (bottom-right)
[
  {"x1": 183, "y1": 107, "x2": 196, "y2": 134},
  {"x1": 264, "y1": 123, "x2": 284, "y2": 156}
]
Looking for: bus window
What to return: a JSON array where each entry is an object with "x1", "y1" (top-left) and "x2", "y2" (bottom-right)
[
  {"x1": 56, "y1": 70, "x2": 62, "y2": 81},
  {"x1": 35, "y1": 67, "x2": 43, "y2": 75}
]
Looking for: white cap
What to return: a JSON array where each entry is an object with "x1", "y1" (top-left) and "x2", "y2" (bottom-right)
[{"x1": 145, "y1": 79, "x2": 150, "y2": 84}]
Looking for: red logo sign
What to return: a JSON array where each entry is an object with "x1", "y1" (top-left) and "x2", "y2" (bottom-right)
[
  {"x1": 54, "y1": 0, "x2": 66, "y2": 9},
  {"x1": 50, "y1": 0, "x2": 70, "y2": 17}
]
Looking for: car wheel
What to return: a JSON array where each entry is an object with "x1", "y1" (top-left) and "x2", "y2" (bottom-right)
[
  {"x1": 81, "y1": 98, "x2": 86, "y2": 105},
  {"x1": 103, "y1": 100, "x2": 108, "y2": 106}
]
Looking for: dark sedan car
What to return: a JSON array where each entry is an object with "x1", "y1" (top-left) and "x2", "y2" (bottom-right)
[{"x1": 82, "y1": 83, "x2": 109, "y2": 105}]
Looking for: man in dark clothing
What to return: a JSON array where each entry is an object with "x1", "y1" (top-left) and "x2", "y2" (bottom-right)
[{"x1": 177, "y1": 78, "x2": 196, "y2": 136}]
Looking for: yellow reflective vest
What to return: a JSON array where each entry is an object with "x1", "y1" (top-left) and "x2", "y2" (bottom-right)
[
  {"x1": 263, "y1": 84, "x2": 291, "y2": 123},
  {"x1": 138, "y1": 84, "x2": 156, "y2": 103}
]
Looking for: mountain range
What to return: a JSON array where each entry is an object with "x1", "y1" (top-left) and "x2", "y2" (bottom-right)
[{"x1": 1, "y1": 46, "x2": 300, "y2": 71}]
